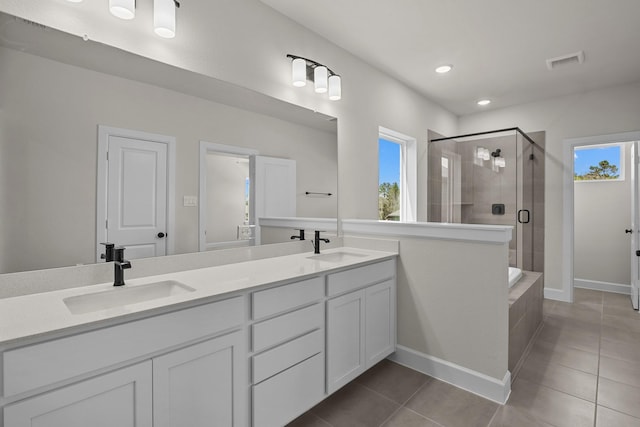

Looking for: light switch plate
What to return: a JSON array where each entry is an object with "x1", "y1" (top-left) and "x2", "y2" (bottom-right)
[
  {"x1": 237, "y1": 225, "x2": 255, "y2": 240},
  {"x1": 183, "y1": 196, "x2": 198, "y2": 207}
]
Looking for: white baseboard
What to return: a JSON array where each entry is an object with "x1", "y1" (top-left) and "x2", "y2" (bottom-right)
[
  {"x1": 388, "y1": 345, "x2": 511, "y2": 404},
  {"x1": 543, "y1": 287, "x2": 568, "y2": 302},
  {"x1": 574, "y1": 278, "x2": 631, "y2": 295}
]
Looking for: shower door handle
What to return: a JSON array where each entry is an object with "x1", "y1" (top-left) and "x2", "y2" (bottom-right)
[{"x1": 517, "y1": 209, "x2": 530, "y2": 224}]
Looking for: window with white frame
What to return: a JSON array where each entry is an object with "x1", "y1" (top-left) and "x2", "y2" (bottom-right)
[
  {"x1": 574, "y1": 143, "x2": 624, "y2": 182},
  {"x1": 378, "y1": 127, "x2": 417, "y2": 222}
]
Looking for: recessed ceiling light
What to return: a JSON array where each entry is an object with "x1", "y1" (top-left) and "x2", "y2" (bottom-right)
[
  {"x1": 435, "y1": 65, "x2": 453, "y2": 74},
  {"x1": 477, "y1": 99, "x2": 491, "y2": 106}
]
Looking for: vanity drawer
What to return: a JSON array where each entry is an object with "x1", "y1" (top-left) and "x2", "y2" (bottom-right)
[
  {"x1": 3, "y1": 296, "x2": 244, "y2": 397},
  {"x1": 252, "y1": 329, "x2": 323, "y2": 384},
  {"x1": 252, "y1": 303, "x2": 323, "y2": 352},
  {"x1": 327, "y1": 259, "x2": 395, "y2": 296},
  {"x1": 252, "y1": 276, "x2": 324, "y2": 320},
  {"x1": 252, "y1": 352, "x2": 325, "y2": 427}
]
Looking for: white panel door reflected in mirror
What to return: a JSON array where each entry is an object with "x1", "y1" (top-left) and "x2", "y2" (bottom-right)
[{"x1": 198, "y1": 142, "x2": 297, "y2": 250}]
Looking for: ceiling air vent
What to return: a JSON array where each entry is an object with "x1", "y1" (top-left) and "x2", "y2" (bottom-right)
[{"x1": 546, "y1": 51, "x2": 585, "y2": 70}]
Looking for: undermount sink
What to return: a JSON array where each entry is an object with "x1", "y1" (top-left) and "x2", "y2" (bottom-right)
[
  {"x1": 307, "y1": 251, "x2": 368, "y2": 263},
  {"x1": 64, "y1": 280, "x2": 195, "y2": 315}
]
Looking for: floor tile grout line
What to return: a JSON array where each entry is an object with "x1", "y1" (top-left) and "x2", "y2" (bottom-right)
[
  {"x1": 356, "y1": 380, "x2": 412, "y2": 407},
  {"x1": 485, "y1": 404, "x2": 501, "y2": 427},
  {"x1": 377, "y1": 405, "x2": 403, "y2": 427},
  {"x1": 592, "y1": 290, "x2": 604, "y2": 427},
  {"x1": 387, "y1": 378, "x2": 448, "y2": 427}
]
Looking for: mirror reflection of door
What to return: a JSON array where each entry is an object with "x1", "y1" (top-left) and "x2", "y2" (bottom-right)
[
  {"x1": 206, "y1": 152, "x2": 251, "y2": 246},
  {"x1": 199, "y1": 142, "x2": 258, "y2": 251},
  {"x1": 198, "y1": 142, "x2": 298, "y2": 250},
  {"x1": 97, "y1": 126, "x2": 176, "y2": 262}
]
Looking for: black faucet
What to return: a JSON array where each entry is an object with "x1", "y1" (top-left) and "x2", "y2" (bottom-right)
[
  {"x1": 313, "y1": 230, "x2": 330, "y2": 254},
  {"x1": 290, "y1": 229, "x2": 305, "y2": 241},
  {"x1": 113, "y1": 246, "x2": 131, "y2": 287},
  {"x1": 100, "y1": 242, "x2": 115, "y2": 262}
]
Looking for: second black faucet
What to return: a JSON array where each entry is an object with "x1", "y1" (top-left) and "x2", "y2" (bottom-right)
[
  {"x1": 113, "y1": 246, "x2": 131, "y2": 287},
  {"x1": 313, "y1": 230, "x2": 330, "y2": 254}
]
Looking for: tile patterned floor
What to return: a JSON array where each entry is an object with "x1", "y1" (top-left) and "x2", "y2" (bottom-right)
[{"x1": 288, "y1": 288, "x2": 640, "y2": 427}]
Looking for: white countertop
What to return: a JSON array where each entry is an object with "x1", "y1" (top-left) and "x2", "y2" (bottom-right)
[{"x1": 0, "y1": 247, "x2": 396, "y2": 347}]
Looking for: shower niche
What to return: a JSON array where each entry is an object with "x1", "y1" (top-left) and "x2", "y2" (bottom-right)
[{"x1": 428, "y1": 128, "x2": 545, "y2": 272}]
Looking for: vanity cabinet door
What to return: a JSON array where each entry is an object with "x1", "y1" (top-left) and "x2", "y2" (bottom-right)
[
  {"x1": 365, "y1": 279, "x2": 396, "y2": 367},
  {"x1": 3, "y1": 361, "x2": 152, "y2": 427},
  {"x1": 326, "y1": 289, "x2": 366, "y2": 394},
  {"x1": 153, "y1": 330, "x2": 247, "y2": 427}
]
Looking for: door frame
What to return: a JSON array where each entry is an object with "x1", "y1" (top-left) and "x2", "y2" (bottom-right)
[
  {"x1": 198, "y1": 141, "x2": 258, "y2": 252},
  {"x1": 562, "y1": 130, "x2": 640, "y2": 302},
  {"x1": 96, "y1": 125, "x2": 176, "y2": 262}
]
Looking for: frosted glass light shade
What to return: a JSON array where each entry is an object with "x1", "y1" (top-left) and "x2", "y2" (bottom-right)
[
  {"x1": 314, "y1": 66, "x2": 328, "y2": 93},
  {"x1": 328, "y1": 75, "x2": 341, "y2": 100},
  {"x1": 477, "y1": 146, "x2": 490, "y2": 161},
  {"x1": 110, "y1": 0, "x2": 135, "y2": 19},
  {"x1": 292, "y1": 58, "x2": 306, "y2": 87},
  {"x1": 154, "y1": 0, "x2": 176, "y2": 38}
]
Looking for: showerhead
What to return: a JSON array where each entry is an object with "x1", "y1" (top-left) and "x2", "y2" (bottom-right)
[{"x1": 491, "y1": 149, "x2": 502, "y2": 157}]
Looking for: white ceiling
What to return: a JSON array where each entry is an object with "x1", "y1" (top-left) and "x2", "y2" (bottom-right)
[{"x1": 260, "y1": 0, "x2": 640, "y2": 115}]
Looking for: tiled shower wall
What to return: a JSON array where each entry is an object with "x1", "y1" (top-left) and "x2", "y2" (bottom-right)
[
  {"x1": 508, "y1": 271, "x2": 544, "y2": 374},
  {"x1": 427, "y1": 130, "x2": 545, "y2": 272}
]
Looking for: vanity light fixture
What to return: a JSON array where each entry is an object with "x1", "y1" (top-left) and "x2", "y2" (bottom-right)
[
  {"x1": 154, "y1": 0, "x2": 180, "y2": 38},
  {"x1": 477, "y1": 99, "x2": 491, "y2": 106},
  {"x1": 287, "y1": 54, "x2": 341, "y2": 101},
  {"x1": 314, "y1": 66, "x2": 328, "y2": 93},
  {"x1": 106, "y1": 0, "x2": 181, "y2": 38},
  {"x1": 491, "y1": 149, "x2": 506, "y2": 168},
  {"x1": 109, "y1": 0, "x2": 136, "y2": 20},
  {"x1": 328, "y1": 75, "x2": 342, "y2": 101},
  {"x1": 435, "y1": 65, "x2": 453, "y2": 74},
  {"x1": 476, "y1": 146, "x2": 490, "y2": 161},
  {"x1": 292, "y1": 58, "x2": 307, "y2": 87}
]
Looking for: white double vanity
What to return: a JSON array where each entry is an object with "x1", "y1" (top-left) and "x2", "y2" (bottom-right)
[{"x1": 0, "y1": 246, "x2": 397, "y2": 427}]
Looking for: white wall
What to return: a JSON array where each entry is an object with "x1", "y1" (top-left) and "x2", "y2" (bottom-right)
[
  {"x1": 0, "y1": 0, "x2": 458, "y2": 227},
  {"x1": 395, "y1": 237, "x2": 508, "y2": 380},
  {"x1": 343, "y1": 224, "x2": 510, "y2": 400},
  {"x1": 0, "y1": 108, "x2": 7, "y2": 273},
  {"x1": 0, "y1": 46, "x2": 337, "y2": 272},
  {"x1": 574, "y1": 143, "x2": 631, "y2": 285},
  {"x1": 459, "y1": 81, "x2": 640, "y2": 293}
]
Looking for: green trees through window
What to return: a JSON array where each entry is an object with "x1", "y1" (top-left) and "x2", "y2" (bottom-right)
[
  {"x1": 378, "y1": 182, "x2": 399, "y2": 220},
  {"x1": 379, "y1": 138, "x2": 401, "y2": 220},
  {"x1": 574, "y1": 144, "x2": 622, "y2": 181},
  {"x1": 574, "y1": 160, "x2": 619, "y2": 180}
]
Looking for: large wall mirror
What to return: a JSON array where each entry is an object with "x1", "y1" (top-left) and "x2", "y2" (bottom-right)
[{"x1": 0, "y1": 12, "x2": 338, "y2": 274}]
